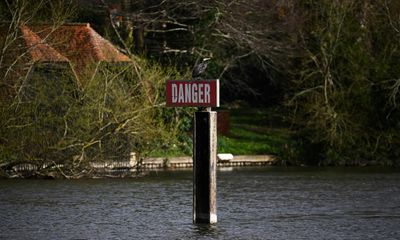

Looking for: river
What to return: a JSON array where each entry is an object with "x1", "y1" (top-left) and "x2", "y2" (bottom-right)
[{"x1": 1, "y1": 167, "x2": 400, "y2": 239}]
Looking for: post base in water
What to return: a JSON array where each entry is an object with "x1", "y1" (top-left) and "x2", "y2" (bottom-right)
[
  {"x1": 194, "y1": 213, "x2": 217, "y2": 224},
  {"x1": 193, "y1": 111, "x2": 217, "y2": 224}
]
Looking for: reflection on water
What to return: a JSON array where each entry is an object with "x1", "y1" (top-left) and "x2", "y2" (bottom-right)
[
  {"x1": 192, "y1": 223, "x2": 221, "y2": 238},
  {"x1": 0, "y1": 167, "x2": 400, "y2": 239}
]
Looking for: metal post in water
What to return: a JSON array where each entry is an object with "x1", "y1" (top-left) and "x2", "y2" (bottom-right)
[{"x1": 193, "y1": 111, "x2": 217, "y2": 224}]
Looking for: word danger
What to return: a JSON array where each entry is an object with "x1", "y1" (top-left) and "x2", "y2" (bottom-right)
[
  {"x1": 166, "y1": 80, "x2": 219, "y2": 107},
  {"x1": 172, "y1": 83, "x2": 210, "y2": 104}
]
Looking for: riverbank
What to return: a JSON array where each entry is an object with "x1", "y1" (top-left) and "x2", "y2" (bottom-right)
[
  {"x1": 150, "y1": 106, "x2": 291, "y2": 158},
  {"x1": 142, "y1": 154, "x2": 277, "y2": 169},
  {"x1": 0, "y1": 154, "x2": 278, "y2": 179}
]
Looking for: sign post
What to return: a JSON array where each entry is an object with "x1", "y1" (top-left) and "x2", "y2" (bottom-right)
[
  {"x1": 193, "y1": 111, "x2": 217, "y2": 223},
  {"x1": 166, "y1": 79, "x2": 219, "y2": 224}
]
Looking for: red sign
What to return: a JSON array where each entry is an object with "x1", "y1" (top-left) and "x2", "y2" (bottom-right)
[{"x1": 166, "y1": 80, "x2": 220, "y2": 107}]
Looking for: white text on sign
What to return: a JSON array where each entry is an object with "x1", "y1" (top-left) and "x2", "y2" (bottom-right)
[
  {"x1": 171, "y1": 83, "x2": 211, "y2": 104},
  {"x1": 166, "y1": 80, "x2": 219, "y2": 107}
]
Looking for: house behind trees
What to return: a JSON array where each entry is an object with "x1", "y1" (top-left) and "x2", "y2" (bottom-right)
[
  {"x1": 0, "y1": 23, "x2": 135, "y2": 170},
  {"x1": 0, "y1": 22, "x2": 131, "y2": 100}
]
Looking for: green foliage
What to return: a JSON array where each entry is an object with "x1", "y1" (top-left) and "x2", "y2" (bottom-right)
[
  {"x1": 286, "y1": 0, "x2": 400, "y2": 165},
  {"x1": 139, "y1": 59, "x2": 197, "y2": 156},
  {"x1": 0, "y1": 59, "x2": 192, "y2": 176},
  {"x1": 0, "y1": 0, "x2": 200, "y2": 177},
  {"x1": 218, "y1": 108, "x2": 290, "y2": 155},
  {"x1": 4, "y1": 0, "x2": 400, "y2": 169}
]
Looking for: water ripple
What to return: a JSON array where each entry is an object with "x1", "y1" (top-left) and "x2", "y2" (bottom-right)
[{"x1": 0, "y1": 167, "x2": 400, "y2": 239}]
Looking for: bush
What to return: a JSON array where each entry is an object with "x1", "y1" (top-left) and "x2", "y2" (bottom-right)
[
  {"x1": 0, "y1": 59, "x2": 193, "y2": 176},
  {"x1": 286, "y1": 0, "x2": 400, "y2": 165}
]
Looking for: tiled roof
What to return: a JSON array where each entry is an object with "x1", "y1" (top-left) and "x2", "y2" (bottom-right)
[
  {"x1": 20, "y1": 25, "x2": 69, "y2": 63},
  {"x1": 1, "y1": 23, "x2": 130, "y2": 88},
  {"x1": 30, "y1": 23, "x2": 131, "y2": 66}
]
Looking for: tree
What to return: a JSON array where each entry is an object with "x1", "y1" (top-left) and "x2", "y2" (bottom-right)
[
  {"x1": 0, "y1": 0, "x2": 185, "y2": 178},
  {"x1": 82, "y1": 0, "x2": 299, "y2": 104},
  {"x1": 285, "y1": 0, "x2": 400, "y2": 165}
]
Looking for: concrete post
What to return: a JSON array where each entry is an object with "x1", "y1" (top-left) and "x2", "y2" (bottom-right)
[{"x1": 193, "y1": 111, "x2": 217, "y2": 224}]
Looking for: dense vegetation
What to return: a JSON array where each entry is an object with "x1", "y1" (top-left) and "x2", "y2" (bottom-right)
[
  {"x1": 1, "y1": 0, "x2": 400, "y2": 178},
  {"x1": 285, "y1": 1, "x2": 400, "y2": 166},
  {"x1": 0, "y1": 1, "x2": 193, "y2": 177},
  {"x1": 83, "y1": 0, "x2": 400, "y2": 166}
]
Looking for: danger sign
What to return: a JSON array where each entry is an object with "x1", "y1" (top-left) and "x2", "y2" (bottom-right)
[{"x1": 166, "y1": 80, "x2": 220, "y2": 107}]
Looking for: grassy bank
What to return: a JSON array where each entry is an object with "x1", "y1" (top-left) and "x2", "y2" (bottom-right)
[
  {"x1": 218, "y1": 107, "x2": 290, "y2": 155},
  {"x1": 151, "y1": 107, "x2": 291, "y2": 157}
]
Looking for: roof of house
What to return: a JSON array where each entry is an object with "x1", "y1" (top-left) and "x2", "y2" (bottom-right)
[
  {"x1": 3, "y1": 23, "x2": 131, "y2": 86},
  {"x1": 30, "y1": 23, "x2": 131, "y2": 65},
  {"x1": 20, "y1": 25, "x2": 69, "y2": 63}
]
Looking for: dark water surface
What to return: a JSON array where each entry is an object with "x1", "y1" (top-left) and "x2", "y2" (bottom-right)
[{"x1": 1, "y1": 167, "x2": 400, "y2": 239}]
